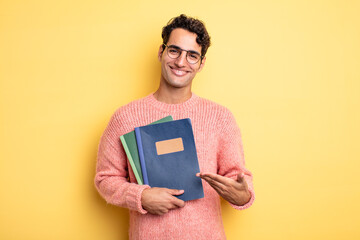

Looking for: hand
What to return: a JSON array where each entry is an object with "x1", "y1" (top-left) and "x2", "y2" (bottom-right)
[
  {"x1": 197, "y1": 171, "x2": 251, "y2": 206},
  {"x1": 141, "y1": 187, "x2": 185, "y2": 215}
]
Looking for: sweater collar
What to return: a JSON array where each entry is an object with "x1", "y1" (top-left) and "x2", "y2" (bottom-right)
[{"x1": 146, "y1": 92, "x2": 199, "y2": 112}]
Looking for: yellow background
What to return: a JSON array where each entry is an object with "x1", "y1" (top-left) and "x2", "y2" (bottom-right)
[{"x1": 1, "y1": 0, "x2": 359, "y2": 239}]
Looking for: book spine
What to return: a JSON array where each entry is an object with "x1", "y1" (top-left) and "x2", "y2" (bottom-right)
[
  {"x1": 134, "y1": 127, "x2": 149, "y2": 185},
  {"x1": 120, "y1": 135, "x2": 143, "y2": 185}
]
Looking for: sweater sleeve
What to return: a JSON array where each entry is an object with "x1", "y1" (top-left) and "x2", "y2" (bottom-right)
[
  {"x1": 94, "y1": 110, "x2": 150, "y2": 214},
  {"x1": 217, "y1": 109, "x2": 255, "y2": 210}
]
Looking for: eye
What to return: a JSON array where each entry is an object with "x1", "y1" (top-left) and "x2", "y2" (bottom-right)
[
  {"x1": 168, "y1": 48, "x2": 180, "y2": 54},
  {"x1": 188, "y1": 53, "x2": 200, "y2": 60}
]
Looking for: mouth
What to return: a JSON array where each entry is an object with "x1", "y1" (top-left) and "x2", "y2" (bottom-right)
[{"x1": 169, "y1": 66, "x2": 188, "y2": 77}]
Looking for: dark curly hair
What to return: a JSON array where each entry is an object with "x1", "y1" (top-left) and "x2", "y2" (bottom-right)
[{"x1": 161, "y1": 14, "x2": 211, "y2": 57}]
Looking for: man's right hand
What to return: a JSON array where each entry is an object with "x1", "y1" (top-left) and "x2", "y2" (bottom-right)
[{"x1": 141, "y1": 187, "x2": 185, "y2": 215}]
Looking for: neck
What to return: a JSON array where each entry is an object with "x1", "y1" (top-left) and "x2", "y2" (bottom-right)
[{"x1": 153, "y1": 82, "x2": 192, "y2": 104}]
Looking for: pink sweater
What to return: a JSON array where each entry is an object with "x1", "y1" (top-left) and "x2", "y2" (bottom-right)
[{"x1": 95, "y1": 93, "x2": 255, "y2": 240}]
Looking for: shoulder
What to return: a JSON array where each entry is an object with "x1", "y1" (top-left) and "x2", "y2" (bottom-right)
[
  {"x1": 105, "y1": 94, "x2": 152, "y2": 135},
  {"x1": 192, "y1": 95, "x2": 238, "y2": 134},
  {"x1": 196, "y1": 95, "x2": 235, "y2": 118},
  {"x1": 194, "y1": 95, "x2": 239, "y2": 134},
  {"x1": 112, "y1": 94, "x2": 151, "y2": 118}
]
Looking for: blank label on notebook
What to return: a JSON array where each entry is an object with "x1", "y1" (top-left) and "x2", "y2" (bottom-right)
[{"x1": 155, "y1": 138, "x2": 184, "y2": 155}]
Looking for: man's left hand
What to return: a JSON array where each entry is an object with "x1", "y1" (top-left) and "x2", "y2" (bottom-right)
[{"x1": 196, "y1": 171, "x2": 251, "y2": 206}]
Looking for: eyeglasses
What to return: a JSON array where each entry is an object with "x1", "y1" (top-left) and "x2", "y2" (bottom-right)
[{"x1": 163, "y1": 43, "x2": 203, "y2": 64}]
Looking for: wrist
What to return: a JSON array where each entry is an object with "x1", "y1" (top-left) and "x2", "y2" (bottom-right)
[{"x1": 139, "y1": 186, "x2": 151, "y2": 214}]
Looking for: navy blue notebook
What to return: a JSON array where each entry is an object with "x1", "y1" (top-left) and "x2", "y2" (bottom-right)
[{"x1": 134, "y1": 118, "x2": 204, "y2": 201}]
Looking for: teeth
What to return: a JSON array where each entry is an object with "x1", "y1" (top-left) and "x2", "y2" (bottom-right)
[{"x1": 172, "y1": 69, "x2": 186, "y2": 76}]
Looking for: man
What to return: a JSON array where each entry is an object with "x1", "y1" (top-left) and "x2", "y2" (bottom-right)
[{"x1": 95, "y1": 14, "x2": 255, "y2": 240}]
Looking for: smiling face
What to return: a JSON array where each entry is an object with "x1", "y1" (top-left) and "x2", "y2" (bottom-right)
[{"x1": 158, "y1": 28, "x2": 206, "y2": 89}]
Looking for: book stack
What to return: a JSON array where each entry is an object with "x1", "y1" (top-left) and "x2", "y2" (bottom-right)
[{"x1": 120, "y1": 116, "x2": 204, "y2": 201}]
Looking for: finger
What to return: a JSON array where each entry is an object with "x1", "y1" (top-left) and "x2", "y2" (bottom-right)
[
  {"x1": 239, "y1": 168, "x2": 252, "y2": 176},
  {"x1": 171, "y1": 197, "x2": 185, "y2": 208},
  {"x1": 160, "y1": 209, "x2": 169, "y2": 215},
  {"x1": 237, "y1": 172, "x2": 246, "y2": 183},
  {"x1": 200, "y1": 173, "x2": 230, "y2": 185},
  {"x1": 237, "y1": 168, "x2": 252, "y2": 183},
  {"x1": 199, "y1": 172, "x2": 231, "y2": 185},
  {"x1": 201, "y1": 175, "x2": 227, "y2": 190},
  {"x1": 167, "y1": 188, "x2": 184, "y2": 196}
]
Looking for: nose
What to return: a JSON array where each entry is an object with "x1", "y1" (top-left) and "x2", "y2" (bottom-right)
[{"x1": 174, "y1": 51, "x2": 187, "y2": 67}]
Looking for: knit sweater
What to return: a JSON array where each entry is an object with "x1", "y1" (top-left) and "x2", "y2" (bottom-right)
[{"x1": 95, "y1": 93, "x2": 255, "y2": 240}]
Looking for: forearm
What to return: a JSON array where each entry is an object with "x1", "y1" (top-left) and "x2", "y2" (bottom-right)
[
  {"x1": 95, "y1": 114, "x2": 151, "y2": 213},
  {"x1": 95, "y1": 174, "x2": 150, "y2": 213},
  {"x1": 216, "y1": 110, "x2": 255, "y2": 210}
]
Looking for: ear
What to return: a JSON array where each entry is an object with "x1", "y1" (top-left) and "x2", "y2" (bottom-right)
[
  {"x1": 158, "y1": 44, "x2": 164, "y2": 61},
  {"x1": 197, "y1": 56, "x2": 206, "y2": 72}
]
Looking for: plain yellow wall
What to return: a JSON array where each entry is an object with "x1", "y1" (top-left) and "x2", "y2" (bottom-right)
[{"x1": 1, "y1": 0, "x2": 359, "y2": 239}]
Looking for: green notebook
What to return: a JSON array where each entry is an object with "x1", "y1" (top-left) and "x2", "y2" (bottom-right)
[{"x1": 120, "y1": 116, "x2": 173, "y2": 185}]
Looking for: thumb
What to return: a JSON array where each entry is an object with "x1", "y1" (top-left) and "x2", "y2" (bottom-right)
[
  {"x1": 237, "y1": 168, "x2": 252, "y2": 181},
  {"x1": 167, "y1": 189, "x2": 184, "y2": 196},
  {"x1": 237, "y1": 172, "x2": 246, "y2": 183}
]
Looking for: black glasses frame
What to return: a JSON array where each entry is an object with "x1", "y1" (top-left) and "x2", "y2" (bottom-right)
[{"x1": 163, "y1": 43, "x2": 203, "y2": 64}]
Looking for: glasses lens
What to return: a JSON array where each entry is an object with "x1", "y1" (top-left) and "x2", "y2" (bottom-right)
[
  {"x1": 167, "y1": 47, "x2": 181, "y2": 59},
  {"x1": 187, "y1": 52, "x2": 201, "y2": 64},
  {"x1": 165, "y1": 45, "x2": 201, "y2": 64}
]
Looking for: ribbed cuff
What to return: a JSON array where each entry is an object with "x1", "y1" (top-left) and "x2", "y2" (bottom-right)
[{"x1": 125, "y1": 184, "x2": 151, "y2": 214}]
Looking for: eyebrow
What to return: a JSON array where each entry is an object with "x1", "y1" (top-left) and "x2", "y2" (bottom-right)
[{"x1": 168, "y1": 44, "x2": 201, "y2": 55}]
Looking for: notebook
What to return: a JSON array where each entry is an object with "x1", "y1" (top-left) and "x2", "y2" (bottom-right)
[
  {"x1": 120, "y1": 116, "x2": 173, "y2": 185},
  {"x1": 135, "y1": 118, "x2": 204, "y2": 201}
]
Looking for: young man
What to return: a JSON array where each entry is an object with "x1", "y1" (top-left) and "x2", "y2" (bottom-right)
[{"x1": 95, "y1": 14, "x2": 255, "y2": 240}]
